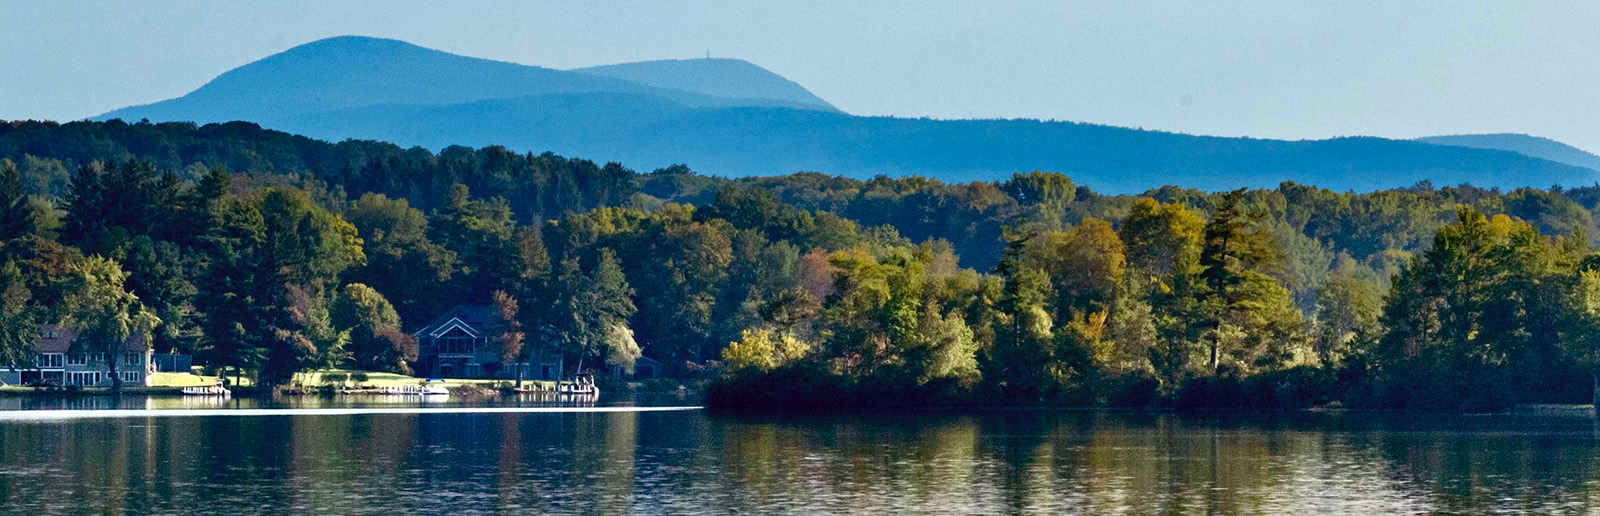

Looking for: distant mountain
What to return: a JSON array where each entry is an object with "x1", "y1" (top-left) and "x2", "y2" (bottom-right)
[
  {"x1": 98, "y1": 36, "x2": 830, "y2": 126},
  {"x1": 572, "y1": 58, "x2": 839, "y2": 112},
  {"x1": 1417, "y1": 133, "x2": 1600, "y2": 173},
  {"x1": 283, "y1": 93, "x2": 1594, "y2": 193},
  {"x1": 95, "y1": 36, "x2": 1600, "y2": 193}
]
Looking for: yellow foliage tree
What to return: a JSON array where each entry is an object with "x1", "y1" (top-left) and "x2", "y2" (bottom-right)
[{"x1": 721, "y1": 328, "x2": 809, "y2": 372}]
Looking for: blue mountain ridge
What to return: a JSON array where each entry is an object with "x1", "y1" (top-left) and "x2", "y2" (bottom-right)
[{"x1": 97, "y1": 36, "x2": 1599, "y2": 194}]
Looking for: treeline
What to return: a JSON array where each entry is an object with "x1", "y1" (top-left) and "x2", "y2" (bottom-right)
[{"x1": 7, "y1": 119, "x2": 1600, "y2": 409}]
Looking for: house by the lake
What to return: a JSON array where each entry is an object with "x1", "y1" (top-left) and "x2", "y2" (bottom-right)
[
  {"x1": 412, "y1": 304, "x2": 563, "y2": 380},
  {"x1": 608, "y1": 355, "x2": 660, "y2": 380},
  {"x1": 0, "y1": 324, "x2": 154, "y2": 387}
]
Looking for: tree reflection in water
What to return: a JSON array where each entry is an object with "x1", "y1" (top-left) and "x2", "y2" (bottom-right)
[{"x1": 1, "y1": 408, "x2": 1598, "y2": 514}]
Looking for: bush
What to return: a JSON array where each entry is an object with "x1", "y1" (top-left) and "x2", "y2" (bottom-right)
[
  {"x1": 1174, "y1": 366, "x2": 1334, "y2": 410},
  {"x1": 323, "y1": 373, "x2": 348, "y2": 385},
  {"x1": 1105, "y1": 371, "x2": 1161, "y2": 407},
  {"x1": 351, "y1": 372, "x2": 369, "y2": 383},
  {"x1": 705, "y1": 362, "x2": 978, "y2": 410},
  {"x1": 1345, "y1": 365, "x2": 1518, "y2": 412},
  {"x1": 704, "y1": 363, "x2": 847, "y2": 410},
  {"x1": 635, "y1": 378, "x2": 686, "y2": 393}
]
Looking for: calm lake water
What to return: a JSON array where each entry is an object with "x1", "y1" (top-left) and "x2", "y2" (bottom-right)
[{"x1": 3, "y1": 396, "x2": 1600, "y2": 515}]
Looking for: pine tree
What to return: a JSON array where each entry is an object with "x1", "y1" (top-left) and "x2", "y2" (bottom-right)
[{"x1": 0, "y1": 162, "x2": 33, "y2": 241}]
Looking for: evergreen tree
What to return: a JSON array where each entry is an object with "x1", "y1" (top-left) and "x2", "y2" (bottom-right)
[
  {"x1": 553, "y1": 249, "x2": 635, "y2": 374},
  {"x1": 0, "y1": 162, "x2": 33, "y2": 241},
  {"x1": 1195, "y1": 189, "x2": 1296, "y2": 375}
]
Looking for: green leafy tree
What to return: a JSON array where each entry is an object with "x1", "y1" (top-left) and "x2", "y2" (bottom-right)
[
  {"x1": 1566, "y1": 266, "x2": 1600, "y2": 407},
  {"x1": 346, "y1": 193, "x2": 456, "y2": 325},
  {"x1": 553, "y1": 249, "x2": 636, "y2": 373},
  {"x1": 630, "y1": 220, "x2": 732, "y2": 365},
  {"x1": 1313, "y1": 254, "x2": 1383, "y2": 366},
  {"x1": 63, "y1": 256, "x2": 160, "y2": 390},
  {"x1": 0, "y1": 261, "x2": 37, "y2": 372},
  {"x1": 490, "y1": 290, "x2": 526, "y2": 383},
  {"x1": 330, "y1": 283, "x2": 409, "y2": 373},
  {"x1": 605, "y1": 323, "x2": 642, "y2": 374},
  {"x1": 915, "y1": 310, "x2": 980, "y2": 386}
]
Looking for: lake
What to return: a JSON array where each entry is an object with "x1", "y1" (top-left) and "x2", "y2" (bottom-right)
[{"x1": 2, "y1": 396, "x2": 1599, "y2": 515}]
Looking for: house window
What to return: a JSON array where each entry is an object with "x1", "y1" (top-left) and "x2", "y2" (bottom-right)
[
  {"x1": 124, "y1": 353, "x2": 140, "y2": 366},
  {"x1": 67, "y1": 354, "x2": 87, "y2": 366},
  {"x1": 442, "y1": 336, "x2": 476, "y2": 354},
  {"x1": 35, "y1": 353, "x2": 63, "y2": 369},
  {"x1": 120, "y1": 371, "x2": 140, "y2": 383},
  {"x1": 66, "y1": 372, "x2": 100, "y2": 386}
]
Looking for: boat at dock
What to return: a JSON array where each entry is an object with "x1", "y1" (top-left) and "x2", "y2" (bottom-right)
[
  {"x1": 181, "y1": 384, "x2": 231, "y2": 396},
  {"x1": 556, "y1": 374, "x2": 599, "y2": 397},
  {"x1": 378, "y1": 381, "x2": 449, "y2": 396}
]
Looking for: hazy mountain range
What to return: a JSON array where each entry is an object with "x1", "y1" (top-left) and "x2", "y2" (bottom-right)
[
  {"x1": 1414, "y1": 134, "x2": 1600, "y2": 175},
  {"x1": 97, "y1": 36, "x2": 1600, "y2": 193}
]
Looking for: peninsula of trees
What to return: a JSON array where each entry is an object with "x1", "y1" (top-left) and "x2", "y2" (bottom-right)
[{"x1": 5, "y1": 118, "x2": 1600, "y2": 410}]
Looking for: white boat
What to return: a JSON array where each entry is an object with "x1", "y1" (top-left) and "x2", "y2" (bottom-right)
[
  {"x1": 557, "y1": 374, "x2": 599, "y2": 397},
  {"x1": 182, "y1": 385, "x2": 231, "y2": 396},
  {"x1": 381, "y1": 382, "x2": 450, "y2": 396}
]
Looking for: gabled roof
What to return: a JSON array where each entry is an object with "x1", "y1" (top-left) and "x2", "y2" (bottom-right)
[
  {"x1": 33, "y1": 324, "x2": 148, "y2": 354},
  {"x1": 412, "y1": 304, "x2": 496, "y2": 338}
]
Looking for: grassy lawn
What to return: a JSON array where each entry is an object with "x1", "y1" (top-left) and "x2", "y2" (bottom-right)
[
  {"x1": 3, "y1": 369, "x2": 556, "y2": 393},
  {"x1": 149, "y1": 372, "x2": 231, "y2": 388},
  {"x1": 154, "y1": 367, "x2": 260, "y2": 388},
  {"x1": 291, "y1": 369, "x2": 556, "y2": 390}
]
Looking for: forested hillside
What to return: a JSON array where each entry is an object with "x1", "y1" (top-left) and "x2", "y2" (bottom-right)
[
  {"x1": 5, "y1": 118, "x2": 1600, "y2": 409},
  {"x1": 1418, "y1": 133, "x2": 1600, "y2": 172}
]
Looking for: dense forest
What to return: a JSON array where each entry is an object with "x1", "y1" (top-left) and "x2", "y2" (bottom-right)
[{"x1": 6, "y1": 118, "x2": 1600, "y2": 409}]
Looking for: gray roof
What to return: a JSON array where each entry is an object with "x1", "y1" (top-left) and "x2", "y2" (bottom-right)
[
  {"x1": 412, "y1": 304, "x2": 496, "y2": 338},
  {"x1": 33, "y1": 324, "x2": 148, "y2": 354}
]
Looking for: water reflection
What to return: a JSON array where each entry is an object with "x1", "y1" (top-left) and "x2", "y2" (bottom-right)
[
  {"x1": 0, "y1": 392, "x2": 630, "y2": 412},
  {"x1": 1, "y1": 409, "x2": 1598, "y2": 514}
]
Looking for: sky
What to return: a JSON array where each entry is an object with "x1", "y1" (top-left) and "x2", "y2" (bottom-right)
[{"x1": 2, "y1": 1, "x2": 1597, "y2": 151}]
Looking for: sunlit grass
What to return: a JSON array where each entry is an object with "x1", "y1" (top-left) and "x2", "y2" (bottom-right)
[
  {"x1": 149, "y1": 372, "x2": 226, "y2": 388},
  {"x1": 291, "y1": 369, "x2": 555, "y2": 390}
]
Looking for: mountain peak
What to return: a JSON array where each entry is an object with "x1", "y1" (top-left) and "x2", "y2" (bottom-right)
[
  {"x1": 572, "y1": 58, "x2": 839, "y2": 112},
  {"x1": 98, "y1": 36, "x2": 841, "y2": 126},
  {"x1": 280, "y1": 35, "x2": 417, "y2": 51}
]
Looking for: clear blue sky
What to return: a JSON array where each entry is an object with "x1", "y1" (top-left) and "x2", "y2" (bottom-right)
[{"x1": 3, "y1": 1, "x2": 1597, "y2": 151}]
